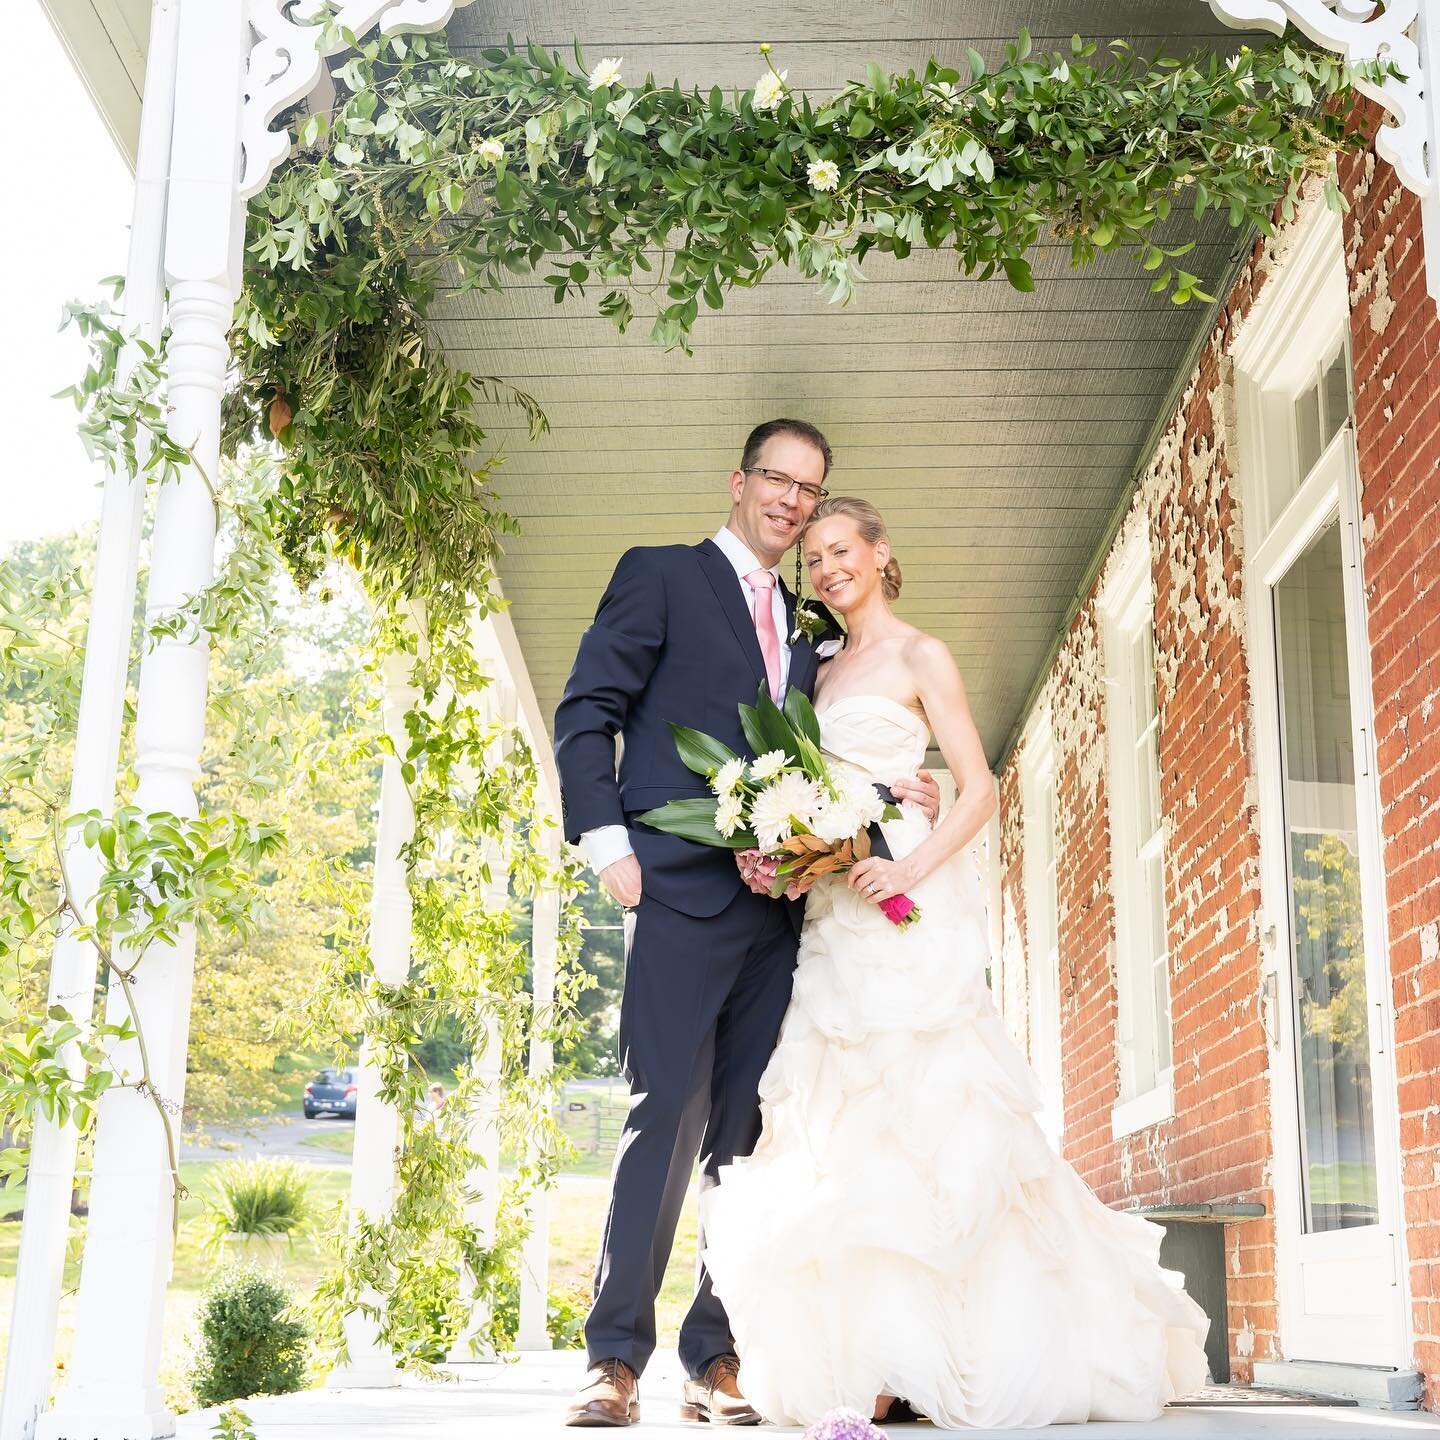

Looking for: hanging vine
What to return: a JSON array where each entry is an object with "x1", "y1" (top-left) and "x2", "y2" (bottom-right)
[{"x1": 1, "y1": 14, "x2": 1386, "y2": 1372}]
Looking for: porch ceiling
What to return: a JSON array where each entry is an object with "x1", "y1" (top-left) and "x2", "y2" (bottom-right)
[{"x1": 440, "y1": 1, "x2": 1257, "y2": 767}]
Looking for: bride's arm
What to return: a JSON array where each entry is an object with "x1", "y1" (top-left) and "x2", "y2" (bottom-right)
[{"x1": 847, "y1": 635, "x2": 995, "y2": 899}]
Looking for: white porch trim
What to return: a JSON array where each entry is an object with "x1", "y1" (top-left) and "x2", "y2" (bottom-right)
[
  {"x1": 34, "y1": 4, "x2": 249, "y2": 1434},
  {"x1": 1206, "y1": 0, "x2": 1440, "y2": 305}
]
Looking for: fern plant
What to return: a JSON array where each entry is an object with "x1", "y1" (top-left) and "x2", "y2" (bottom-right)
[{"x1": 204, "y1": 1159, "x2": 313, "y2": 1251}]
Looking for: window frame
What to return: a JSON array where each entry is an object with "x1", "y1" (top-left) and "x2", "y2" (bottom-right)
[{"x1": 1100, "y1": 529, "x2": 1175, "y2": 1139}]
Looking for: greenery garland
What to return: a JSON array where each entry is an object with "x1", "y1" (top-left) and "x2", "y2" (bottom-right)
[{"x1": 2, "y1": 14, "x2": 1382, "y2": 1379}]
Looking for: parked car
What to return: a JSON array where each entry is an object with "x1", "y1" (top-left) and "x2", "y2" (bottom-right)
[{"x1": 303, "y1": 1068, "x2": 357, "y2": 1119}]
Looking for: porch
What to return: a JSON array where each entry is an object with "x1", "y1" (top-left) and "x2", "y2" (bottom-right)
[
  {"x1": 5, "y1": 0, "x2": 1439, "y2": 1436},
  {"x1": 171, "y1": 1352, "x2": 1440, "y2": 1440}
]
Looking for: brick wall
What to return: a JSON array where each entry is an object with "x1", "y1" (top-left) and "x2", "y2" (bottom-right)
[
  {"x1": 1340, "y1": 141, "x2": 1440, "y2": 1407},
  {"x1": 996, "y1": 120, "x2": 1440, "y2": 1388}
]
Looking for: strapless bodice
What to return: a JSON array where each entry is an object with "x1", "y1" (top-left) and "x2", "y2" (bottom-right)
[{"x1": 816, "y1": 694, "x2": 930, "y2": 787}]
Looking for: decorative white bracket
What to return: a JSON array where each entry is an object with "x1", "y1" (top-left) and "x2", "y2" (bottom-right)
[
  {"x1": 241, "y1": 0, "x2": 477, "y2": 201},
  {"x1": 1207, "y1": 0, "x2": 1440, "y2": 302}
]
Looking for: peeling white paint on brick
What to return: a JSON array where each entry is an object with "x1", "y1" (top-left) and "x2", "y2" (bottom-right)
[{"x1": 1422, "y1": 922, "x2": 1440, "y2": 966}]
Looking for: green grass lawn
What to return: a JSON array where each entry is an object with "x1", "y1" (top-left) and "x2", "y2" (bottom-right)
[
  {"x1": 0, "y1": 1160, "x2": 353, "y2": 1412},
  {"x1": 0, "y1": 1112, "x2": 702, "y2": 1413},
  {"x1": 300, "y1": 1127, "x2": 356, "y2": 1156}
]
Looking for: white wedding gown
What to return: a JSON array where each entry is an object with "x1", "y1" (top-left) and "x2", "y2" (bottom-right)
[{"x1": 701, "y1": 695, "x2": 1210, "y2": 1429}]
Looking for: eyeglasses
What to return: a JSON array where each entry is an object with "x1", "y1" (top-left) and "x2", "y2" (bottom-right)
[{"x1": 744, "y1": 467, "x2": 829, "y2": 505}]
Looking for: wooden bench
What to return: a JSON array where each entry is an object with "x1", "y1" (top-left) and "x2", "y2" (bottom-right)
[{"x1": 1127, "y1": 1202, "x2": 1268, "y2": 1383}]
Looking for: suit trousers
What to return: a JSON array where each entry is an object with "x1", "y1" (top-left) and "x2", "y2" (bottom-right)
[{"x1": 584, "y1": 882, "x2": 799, "y2": 1378}]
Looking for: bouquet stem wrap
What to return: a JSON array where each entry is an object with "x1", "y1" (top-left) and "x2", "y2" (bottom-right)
[{"x1": 865, "y1": 783, "x2": 921, "y2": 929}]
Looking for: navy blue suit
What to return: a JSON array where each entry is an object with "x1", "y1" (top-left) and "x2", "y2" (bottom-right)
[{"x1": 555, "y1": 539, "x2": 835, "y2": 1377}]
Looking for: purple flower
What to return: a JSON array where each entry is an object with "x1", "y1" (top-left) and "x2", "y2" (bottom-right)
[{"x1": 804, "y1": 1408, "x2": 888, "y2": 1440}]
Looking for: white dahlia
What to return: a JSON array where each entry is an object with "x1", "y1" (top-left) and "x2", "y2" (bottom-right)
[
  {"x1": 749, "y1": 773, "x2": 821, "y2": 849},
  {"x1": 811, "y1": 797, "x2": 862, "y2": 845},
  {"x1": 806, "y1": 158, "x2": 840, "y2": 192},
  {"x1": 712, "y1": 757, "x2": 746, "y2": 797},
  {"x1": 752, "y1": 70, "x2": 788, "y2": 111},
  {"x1": 716, "y1": 794, "x2": 745, "y2": 838},
  {"x1": 748, "y1": 749, "x2": 790, "y2": 783},
  {"x1": 588, "y1": 56, "x2": 624, "y2": 90}
]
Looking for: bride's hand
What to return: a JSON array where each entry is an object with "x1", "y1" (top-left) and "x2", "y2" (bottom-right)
[
  {"x1": 847, "y1": 856, "x2": 916, "y2": 905},
  {"x1": 889, "y1": 769, "x2": 940, "y2": 824}
]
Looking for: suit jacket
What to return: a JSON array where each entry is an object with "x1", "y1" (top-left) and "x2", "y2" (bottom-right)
[{"x1": 555, "y1": 539, "x2": 838, "y2": 918}]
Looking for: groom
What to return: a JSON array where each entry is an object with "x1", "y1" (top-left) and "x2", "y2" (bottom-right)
[{"x1": 554, "y1": 419, "x2": 938, "y2": 1426}]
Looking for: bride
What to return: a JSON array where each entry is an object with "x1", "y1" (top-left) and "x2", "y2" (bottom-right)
[{"x1": 701, "y1": 497, "x2": 1210, "y2": 1429}]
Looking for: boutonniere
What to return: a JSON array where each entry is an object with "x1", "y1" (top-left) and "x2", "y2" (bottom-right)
[{"x1": 789, "y1": 600, "x2": 827, "y2": 646}]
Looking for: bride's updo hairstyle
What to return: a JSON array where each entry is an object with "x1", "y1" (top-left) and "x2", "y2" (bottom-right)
[{"x1": 802, "y1": 496, "x2": 903, "y2": 601}]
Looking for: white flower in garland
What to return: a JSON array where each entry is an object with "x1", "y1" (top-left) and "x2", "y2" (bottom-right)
[
  {"x1": 749, "y1": 749, "x2": 790, "y2": 783},
  {"x1": 749, "y1": 773, "x2": 822, "y2": 849},
  {"x1": 712, "y1": 757, "x2": 746, "y2": 798},
  {"x1": 716, "y1": 793, "x2": 745, "y2": 838},
  {"x1": 806, "y1": 158, "x2": 841, "y2": 192},
  {"x1": 752, "y1": 70, "x2": 788, "y2": 111},
  {"x1": 476, "y1": 137, "x2": 505, "y2": 165},
  {"x1": 588, "y1": 56, "x2": 624, "y2": 90}
]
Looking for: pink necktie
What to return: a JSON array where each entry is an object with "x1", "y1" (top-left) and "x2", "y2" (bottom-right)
[{"x1": 747, "y1": 568, "x2": 782, "y2": 700}]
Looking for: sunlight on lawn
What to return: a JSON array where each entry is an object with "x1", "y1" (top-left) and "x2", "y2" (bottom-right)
[{"x1": 0, "y1": 1131, "x2": 699, "y2": 1412}]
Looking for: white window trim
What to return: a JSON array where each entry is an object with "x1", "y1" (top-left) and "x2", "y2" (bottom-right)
[
  {"x1": 1020, "y1": 704, "x2": 1064, "y2": 1150},
  {"x1": 1232, "y1": 198, "x2": 1410, "y2": 1366},
  {"x1": 1112, "y1": 1071, "x2": 1175, "y2": 1141},
  {"x1": 1100, "y1": 528, "x2": 1175, "y2": 1138}
]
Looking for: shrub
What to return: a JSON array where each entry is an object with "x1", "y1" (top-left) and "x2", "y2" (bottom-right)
[
  {"x1": 205, "y1": 1158, "x2": 312, "y2": 1248},
  {"x1": 188, "y1": 1263, "x2": 309, "y2": 1407},
  {"x1": 489, "y1": 1276, "x2": 589, "y2": 1351}
]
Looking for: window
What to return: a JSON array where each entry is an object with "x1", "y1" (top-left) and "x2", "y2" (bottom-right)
[
  {"x1": 1020, "y1": 709, "x2": 1063, "y2": 1148},
  {"x1": 1101, "y1": 535, "x2": 1174, "y2": 1136}
]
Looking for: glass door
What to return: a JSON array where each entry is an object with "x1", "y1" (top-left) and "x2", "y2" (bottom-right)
[
  {"x1": 1258, "y1": 428, "x2": 1401, "y2": 1364},
  {"x1": 1274, "y1": 518, "x2": 1378, "y2": 1238}
]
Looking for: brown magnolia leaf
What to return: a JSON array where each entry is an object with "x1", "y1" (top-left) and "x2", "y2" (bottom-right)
[
  {"x1": 781, "y1": 836, "x2": 812, "y2": 855},
  {"x1": 808, "y1": 854, "x2": 842, "y2": 877},
  {"x1": 268, "y1": 387, "x2": 293, "y2": 438},
  {"x1": 836, "y1": 839, "x2": 854, "y2": 866},
  {"x1": 854, "y1": 827, "x2": 872, "y2": 861}
]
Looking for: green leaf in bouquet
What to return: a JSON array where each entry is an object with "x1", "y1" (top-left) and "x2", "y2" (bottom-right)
[
  {"x1": 881, "y1": 803, "x2": 903, "y2": 820},
  {"x1": 668, "y1": 722, "x2": 740, "y2": 779},
  {"x1": 635, "y1": 797, "x2": 756, "y2": 849},
  {"x1": 752, "y1": 683, "x2": 800, "y2": 755},
  {"x1": 737, "y1": 701, "x2": 772, "y2": 761},
  {"x1": 782, "y1": 687, "x2": 823, "y2": 749}
]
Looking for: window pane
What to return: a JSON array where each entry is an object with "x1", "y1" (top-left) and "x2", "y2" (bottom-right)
[
  {"x1": 1322, "y1": 346, "x2": 1352, "y2": 446},
  {"x1": 1153, "y1": 955, "x2": 1173, "y2": 1071},
  {"x1": 1273, "y1": 519, "x2": 1379, "y2": 1234},
  {"x1": 1294, "y1": 380, "x2": 1323, "y2": 482}
]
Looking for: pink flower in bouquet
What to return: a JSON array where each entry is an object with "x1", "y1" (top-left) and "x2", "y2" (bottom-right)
[
  {"x1": 804, "y1": 1408, "x2": 887, "y2": 1440},
  {"x1": 736, "y1": 848, "x2": 807, "y2": 902}
]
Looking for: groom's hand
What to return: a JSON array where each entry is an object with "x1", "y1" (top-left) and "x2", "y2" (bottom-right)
[
  {"x1": 599, "y1": 854, "x2": 643, "y2": 909},
  {"x1": 890, "y1": 769, "x2": 941, "y2": 824}
]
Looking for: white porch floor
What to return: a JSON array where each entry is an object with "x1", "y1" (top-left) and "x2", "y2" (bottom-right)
[{"x1": 174, "y1": 1352, "x2": 1440, "y2": 1439}]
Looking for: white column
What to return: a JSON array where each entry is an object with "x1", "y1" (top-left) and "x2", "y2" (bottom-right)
[
  {"x1": 447, "y1": 682, "x2": 512, "y2": 1363},
  {"x1": 36, "y1": 7, "x2": 247, "y2": 1438},
  {"x1": 326, "y1": 638, "x2": 418, "y2": 1390},
  {"x1": 1, "y1": 4, "x2": 180, "y2": 1436},
  {"x1": 446, "y1": 1011, "x2": 504, "y2": 1362},
  {"x1": 517, "y1": 828, "x2": 560, "y2": 1352}
]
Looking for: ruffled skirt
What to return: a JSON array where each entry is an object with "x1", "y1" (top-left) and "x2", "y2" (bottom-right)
[{"x1": 700, "y1": 808, "x2": 1209, "y2": 1429}]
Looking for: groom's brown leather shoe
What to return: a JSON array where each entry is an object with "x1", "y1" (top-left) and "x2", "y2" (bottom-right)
[
  {"x1": 565, "y1": 1358, "x2": 639, "y2": 1427},
  {"x1": 680, "y1": 1354, "x2": 762, "y2": 1425}
]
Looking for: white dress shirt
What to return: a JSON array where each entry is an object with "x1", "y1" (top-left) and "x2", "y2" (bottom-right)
[{"x1": 577, "y1": 526, "x2": 792, "y2": 875}]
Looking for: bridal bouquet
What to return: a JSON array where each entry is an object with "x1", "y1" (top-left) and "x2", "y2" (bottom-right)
[{"x1": 637, "y1": 684, "x2": 922, "y2": 929}]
